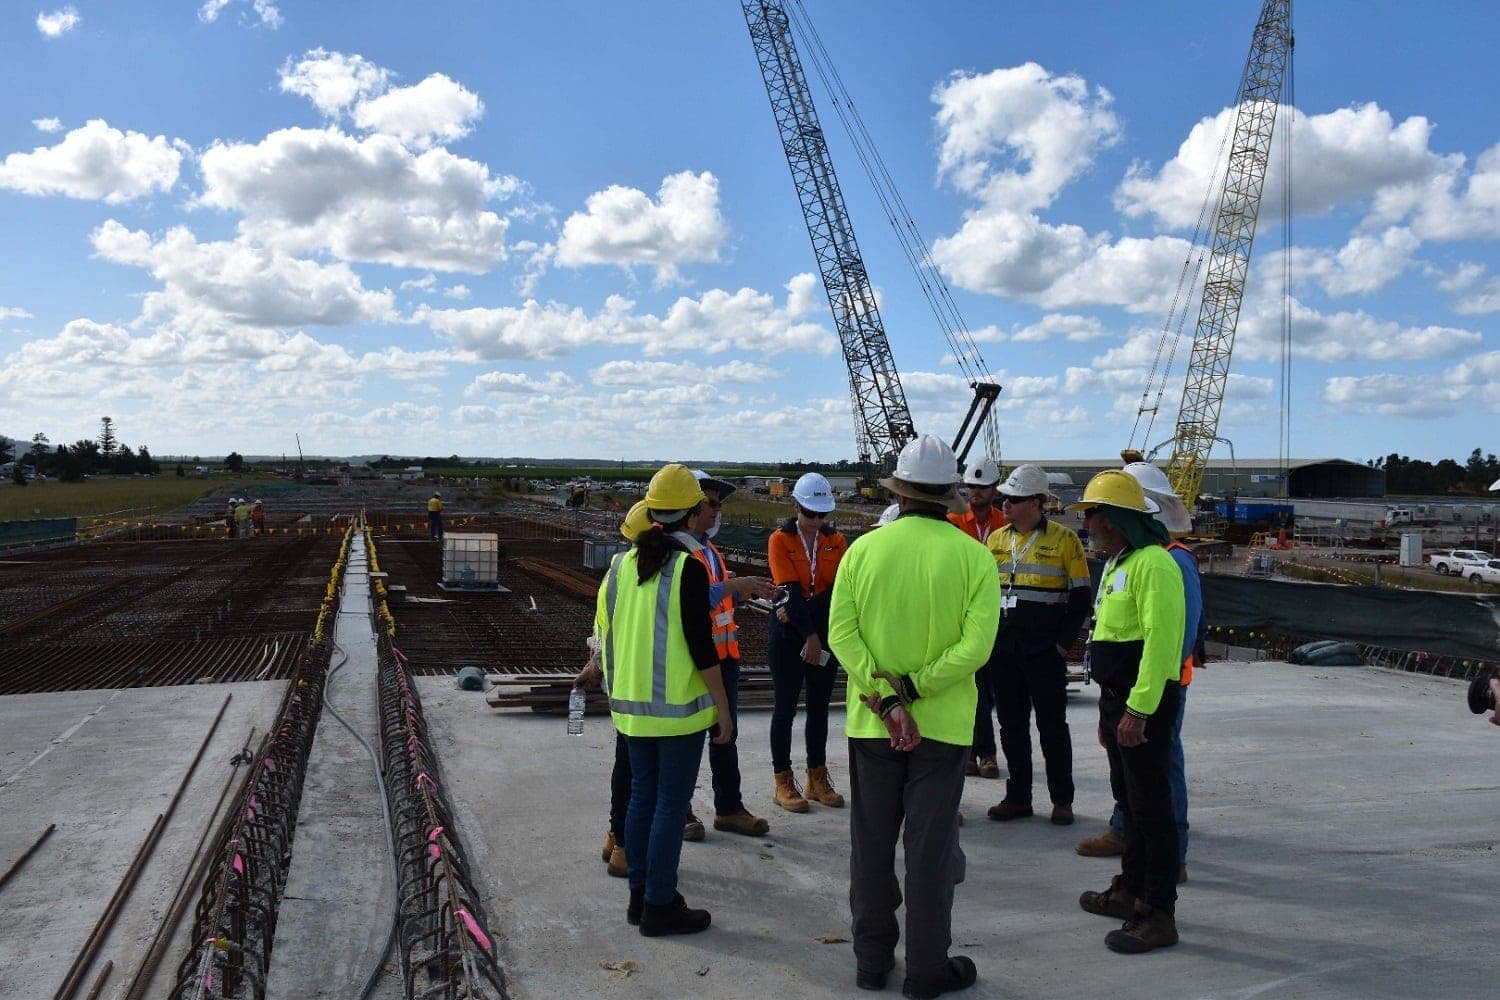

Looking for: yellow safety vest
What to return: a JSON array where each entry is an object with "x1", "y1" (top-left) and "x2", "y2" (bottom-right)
[{"x1": 596, "y1": 549, "x2": 717, "y2": 737}]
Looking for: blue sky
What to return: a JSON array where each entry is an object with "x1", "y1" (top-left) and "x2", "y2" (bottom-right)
[{"x1": 2, "y1": 1, "x2": 1497, "y2": 463}]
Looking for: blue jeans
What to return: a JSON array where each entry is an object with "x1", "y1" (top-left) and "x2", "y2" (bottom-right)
[
  {"x1": 624, "y1": 729, "x2": 707, "y2": 905},
  {"x1": 1111, "y1": 686, "x2": 1188, "y2": 864}
]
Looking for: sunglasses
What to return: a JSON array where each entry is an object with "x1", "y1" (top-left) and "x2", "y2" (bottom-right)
[
  {"x1": 797, "y1": 507, "x2": 828, "y2": 520},
  {"x1": 1080, "y1": 507, "x2": 1101, "y2": 518},
  {"x1": 1000, "y1": 494, "x2": 1040, "y2": 505}
]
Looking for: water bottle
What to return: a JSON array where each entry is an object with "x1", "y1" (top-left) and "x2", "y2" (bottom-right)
[{"x1": 567, "y1": 688, "x2": 586, "y2": 736}]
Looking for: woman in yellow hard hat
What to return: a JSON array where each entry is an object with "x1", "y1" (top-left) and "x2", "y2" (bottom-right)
[
  {"x1": 594, "y1": 464, "x2": 734, "y2": 937},
  {"x1": 1068, "y1": 470, "x2": 1186, "y2": 955}
]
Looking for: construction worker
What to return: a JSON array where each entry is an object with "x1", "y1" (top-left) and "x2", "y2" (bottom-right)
[
  {"x1": 595, "y1": 465, "x2": 734, "y2": 937},
  {"x1": 1076, "y1": 464, "x2": 1202, "y2": 881},
  {"x1": 949, "y1": 457, "x2": 1009, "y2": 780},
  {"x1": 766, "y1": 472, "x2": 849, "y2": 813},
  {"x1": 251, "y1": 499, "x2": 267, "y2": 536},
  {"x1": 428, "y1": 491, "x2": 444, "y2": 542},
  {"x1": 984, "y1": 464, "x2": 1091, "y2": 826},
  {"x1": 225, "y1": 498, "x2": 238, "y2": 538},
  {"x1": 828, "y1": 434, "x2": 999, "y2": 998},
  {"x1": 1069, "y1": 471, "x2": 1185, "y2": 954},
  {"x1": 235, "y1": 498, "x2": 251, "y2": 539},
  {"x1": 680, "y1": 470, "x2": 778, "y2": 840}
]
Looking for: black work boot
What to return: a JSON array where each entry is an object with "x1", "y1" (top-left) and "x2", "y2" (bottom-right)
[
  {"x1": 1105, "y1": 902, "x2": 1179, "y2": 954},
  {"x1": 627, "y1": 888, "x2": 644, "y2": 926},
  {"x1": 901, "y1": 955, "x2": 977, "y2": 998},
  {"x1": 1079, "y1": 874, "x2": 1137, "y2": 920},
  {"x1": 639, "y1": 893, "x2": 711, "y2": 937}
]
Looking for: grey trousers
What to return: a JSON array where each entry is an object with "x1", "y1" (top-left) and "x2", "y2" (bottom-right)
[{"x1": 848, "y1": 736, "x2": 968, "y2": 980}]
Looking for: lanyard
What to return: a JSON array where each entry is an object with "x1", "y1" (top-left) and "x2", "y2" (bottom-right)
[
  {"x1": 974, "y1": 509, "x2": 997, "y2": 544},
  {"x1": 1004, "y1": 527, "x2": 1042, "y2": 599},
  {"x1": 800, "y1": 528, "x2": 819, "y2": 594}
]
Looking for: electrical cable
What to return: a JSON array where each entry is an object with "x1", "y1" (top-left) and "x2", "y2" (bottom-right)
[{"x1": 322, "y1": 630, "x2": 399, "y2": 1000}]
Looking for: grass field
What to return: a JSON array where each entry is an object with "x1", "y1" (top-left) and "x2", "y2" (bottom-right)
[{"x1": 0, "y1": 476, "x2": 227, "y2": 520}]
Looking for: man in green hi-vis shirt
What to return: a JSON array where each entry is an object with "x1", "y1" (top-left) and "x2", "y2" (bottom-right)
[{"x1": 828, "y1": 434, "x2": 1000, "y2": 1000}]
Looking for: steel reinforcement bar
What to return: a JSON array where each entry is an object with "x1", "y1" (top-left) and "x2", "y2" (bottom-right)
[
  {"x1": 167, "y1": 524, "x2": 356, "y2": 999},
  {"x1": 368, "y1": 531, "x2": 510, "y2": 999}
]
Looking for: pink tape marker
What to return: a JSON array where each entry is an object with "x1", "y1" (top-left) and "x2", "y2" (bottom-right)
[
  {"x1": 428, "y1": 826, "x2": 444, "y2": 859},
  {"x1": 454, "y1": 907, "x2": 492, "y2": 951}
]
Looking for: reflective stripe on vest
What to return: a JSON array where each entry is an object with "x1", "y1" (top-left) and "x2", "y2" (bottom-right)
[
  {"x1": 673, "y1": 532, "x2": 740, "y2": 661},
  {"x1": 603, "y1": 552, "x2": 716, "y2": 721}
]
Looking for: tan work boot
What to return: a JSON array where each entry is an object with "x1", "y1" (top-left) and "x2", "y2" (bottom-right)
[
  {"x1": 683, "y1": 810, "x2": 706, "y2": 842},
  {"x1": 602, "y1": 830, "x2": 616, "y2": 863},
  {"x1": 964, "y1": 758, "x2": 980, "y2": 777},
  {"x1": 607, "y1": 843, "x2": 627, "y2": 878},
  {"x1": 714, "y1": 808, "x2": 770, "y2": 837},
  {"x1": 1079, "y1": 874, "x2": 1137, "y2": 919},
  {"x1": 805, "y1": 765, "x2": 845, "y2": 807},
  {"x1": 976, "y1": 756, "x2": 1001, "y2": 779},
  {"x1": 1075, "y1": 829, "x2": 1126, "y2": 857},
  {"x1": 774, "y1": 770, "x2": 809, "y2": 813},
  {"x1": 1105, "y1": 902, "x2": 1179, "y2": 954}
]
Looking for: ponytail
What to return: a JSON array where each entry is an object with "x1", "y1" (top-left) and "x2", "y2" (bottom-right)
[{"x1": 633, "y1": 502, "x2": 702, "y2": 583}]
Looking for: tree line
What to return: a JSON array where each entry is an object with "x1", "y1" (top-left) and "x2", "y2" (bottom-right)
[
  {"x1": 1369, "y1": 449, "x2": 1500, "y2": 496},
  {"x1": 2, "y1": 417, "x2": 161, "y2": 484}
]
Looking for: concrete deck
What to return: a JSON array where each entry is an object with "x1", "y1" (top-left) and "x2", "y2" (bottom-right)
[
  {"x1": 418, "y1": 662, "x2": 1500, "y2": 1000},
  {"x1": 0, "y1": 680, "x2": 287, "y2": 998}
]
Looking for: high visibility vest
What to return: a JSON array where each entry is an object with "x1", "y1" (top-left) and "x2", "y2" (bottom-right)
[
  {"x1": 1165, "y1": 541, "x2": 1203, "y2": 685},
  {"x1": 428, "y1": 497, "x2": 443, "y2": 513},
  {"x1": 673, "y1": 533, "x2": 739, "y2": 662},
  {"x1": 597, "y1": 549, "x2": 717, "y2": 737}
]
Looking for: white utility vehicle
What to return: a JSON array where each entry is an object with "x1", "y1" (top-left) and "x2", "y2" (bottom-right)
[
  {"x1": 1463, "y1": 559, "x2": 1500, "y2": 584},
  {"x1": 1429, "y1": 549, "x2": 1490, "y2": 575}
]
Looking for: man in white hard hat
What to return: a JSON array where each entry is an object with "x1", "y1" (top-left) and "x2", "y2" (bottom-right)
[
  {"x1": 984, "y1": 465, "x2": 1091, "y2": 827},
  {"x1": 680, "y1": 471, "x2": 778, "y2": 841},
  {"x1": 1076, "y1": 463, "x2": 1201, "y2": 884},
  {"x1": 949, "y1": 457, "x2": 1009, "y2": 781},
  {"x1": 828, "y1": 433, "x2": 999, "y2": 997}
]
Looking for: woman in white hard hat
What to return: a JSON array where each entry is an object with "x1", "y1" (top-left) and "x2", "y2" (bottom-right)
[{"x1": 765, "y1": 472, "x2": 849, "y2": 813}]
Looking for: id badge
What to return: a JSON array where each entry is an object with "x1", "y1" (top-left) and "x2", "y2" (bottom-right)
[{"x1": 1002, "y1": 595, "x2": 1018, "y2": 610}]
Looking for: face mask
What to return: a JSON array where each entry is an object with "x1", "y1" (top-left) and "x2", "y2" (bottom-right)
[{"x1": 705, "y1": 510, "x2": 722, "y2": 540}]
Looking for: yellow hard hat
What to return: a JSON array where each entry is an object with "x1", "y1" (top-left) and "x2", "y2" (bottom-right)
[
  {"x1": 1066, "y1": 469, "x2": 1160, "y2": 514},
  {"x1": 621, "y1": 500, "x2": 651, "y2": 542},
  {"x1": 643, "y1": 463, "x2": 706, "y2": 512}
]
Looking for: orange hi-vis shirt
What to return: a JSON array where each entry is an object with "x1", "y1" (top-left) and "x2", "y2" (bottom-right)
[
  {"x1": 767, "y1": 525, "x2": 847, "y2": 598},
  {"x1": 947, "y1": 506, "x2": 1009, "y2": 544}
]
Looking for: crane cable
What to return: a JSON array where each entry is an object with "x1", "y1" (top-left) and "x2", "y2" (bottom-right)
[
  {"x1": 785, "y1": 0, "x2": 999, "y2": 457},
  {"x1": 1278, "y1": 40, "x2": 1296, "y2": 492}
]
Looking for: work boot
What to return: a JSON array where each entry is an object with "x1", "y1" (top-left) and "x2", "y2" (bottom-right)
[
  {"x1": 986, "y1": 800, "x2": 1033, "y2": 822},
  {"x1": 639, "y1": 893, "x2": 712, "y2": 937},
  {"x1": 713, "y1": 808, "x2": 770, "y2": 837},
  {"x1": 601, "y1": 830, "x2": 616, "y2": 863},
  {"x1": 964, "y1": 758, "x2": 980, "y2": 777},
  {"x1": 805, "y1": 765, "x2": 846, "y2": 808},
  {"x1": 856, "y1": 967, "x2": 889, "y2": 991},
  {"x1": 1050, "y1": 804, "x2": 1075, "y2": 826},
  {"x1": 683, "y1": 811, "x2": 706, "y2": 842},
  {"x1": 901, "y1": 955, "x2": 977, "y2": 998},
  {"x1": 976, "y1": 756, "x2": 1001, "y2": 779},
  {"x1": 1075, "y1": 829, "x2": 1126, "y2": 857},
  {"x1": 607, "y1": 844, "x2": 627, "y2": 878},
  {"x1": 774, "y1": 770, "x2": 809, "y2": 813},
  {"x1": 1178, "y1": 864, "x2": 1188, "y2": 884},
  {"x1": 1105, "y1": 902, "x2": 1179, "y2": 954},
  {"x1": 1079, "y1": 874, "x2": 1137, "y2": 920},
  {"x1": 627, "y1": 888, "x2": 644, "y2": 926}
]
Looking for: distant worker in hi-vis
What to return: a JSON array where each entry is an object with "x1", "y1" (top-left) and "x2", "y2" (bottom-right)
[{"x1": 428, "y1": 491, "x2": 444, "y2": 541}]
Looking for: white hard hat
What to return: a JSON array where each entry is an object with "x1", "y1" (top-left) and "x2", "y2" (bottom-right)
[
  {"x1": 890, "y1": 434, "x2": 958, "y2": 486},
  {"x1": 997, "y1": 464, "x2": 1051, "y2": 498},
  {"x1": 792, "y1": 472, "x2": 835, "y2": 513},
  {"x1": 1122, "y1": 462, "x2": 1192, "y2": 534},
  {"x1": 691, "y1": 469, "x2": 737, "y2": 500},
  {"x1": 962, "y1": 457, "x2": 1001, "y2": 487},
  {"x1": 875, "y1": 503, "x2": 901, "y2": 526}
]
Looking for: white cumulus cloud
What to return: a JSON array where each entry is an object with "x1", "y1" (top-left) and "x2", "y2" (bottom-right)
[
  {"x1": 279, "y1": 49, "x2": 391, "y2": 116},
  {"x1": 463, "y1": 371, "x2": 577, "y2": 397},
  {"x1": 36, "y1": 7, "x2": 80, "y2": 37},
  {"x1": 589, "y1": 359, "x2": 780, "y2": 387},
  {"x1": 0, "y1": 119, "x2": 185, "y2": 202},
  {"x1": 32, "y1": 117, "x2": 63, "y2": 134},
  {"x1": 352, "y1": 73, "x2": 484, "y2": 150},
  {"x1": 199, "y1": 0, "x2": 282, "y2": 29},
  {"x1": 555, "y1": 171, "x2": 726, "y2": 285}
]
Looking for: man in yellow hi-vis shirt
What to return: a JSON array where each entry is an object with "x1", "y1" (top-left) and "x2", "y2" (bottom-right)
[{"x1": 828, "y1": 434, "x2": 999, "y2": 999}]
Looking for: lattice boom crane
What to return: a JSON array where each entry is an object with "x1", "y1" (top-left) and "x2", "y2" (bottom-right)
[{"x1": 1164, "y1": 0, "x2": 1293, "y2": 509}]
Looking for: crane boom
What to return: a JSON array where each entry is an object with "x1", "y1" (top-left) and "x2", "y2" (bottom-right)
[
  {"x1": 1165, "y1": 0, "x2": 1292, "y2": 509},
  {"x1": 741, "y1": 1, "x2": 916, "y2": 467}
]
